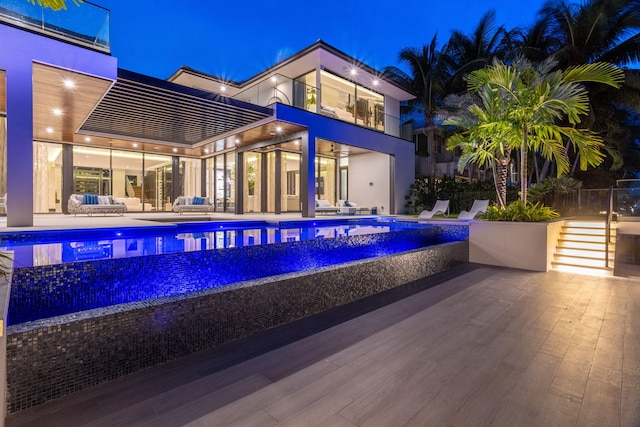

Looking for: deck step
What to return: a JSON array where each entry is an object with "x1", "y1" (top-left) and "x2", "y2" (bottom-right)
[
  {"x1": 552, "y1": 262, "x2": 613, "y2": 276},
  {"x1": 552, "y1": 220, "x2": 615, "y2": 276}
]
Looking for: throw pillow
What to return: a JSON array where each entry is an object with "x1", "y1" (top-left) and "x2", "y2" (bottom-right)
[
  {"x1": 344, "y1": 200, "x2": 351, "y2": 207},
  {"x1": 83, "y1": 194, "x2": 98, "y2": 205}
]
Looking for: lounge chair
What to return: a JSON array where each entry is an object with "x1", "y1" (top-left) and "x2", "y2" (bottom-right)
[
  {"x1": 418, "y1": 199, "x2": 449, "y2": 219},
  {"x1": 316, "y1": 199, "x2": 339, "y2": 215},
  {"x1": 457, "y1": 199, "x2": 490, "y2": 220},
  {"x1": 337, "y1": 200, "x2": 370, "y2": 214}
]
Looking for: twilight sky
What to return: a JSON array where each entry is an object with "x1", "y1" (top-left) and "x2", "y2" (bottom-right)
[{"x1": 99, "y1": 0, "x2": 549, "y2": 81}]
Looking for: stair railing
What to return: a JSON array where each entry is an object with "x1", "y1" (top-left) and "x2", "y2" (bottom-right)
[{"x1": 605, "y1": 185, "x2": 613, "y2": 268}]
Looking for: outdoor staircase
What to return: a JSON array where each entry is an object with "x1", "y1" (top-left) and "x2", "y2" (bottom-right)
[{"x1": 552, "y1": 220, "x2": 615, "y2": 276}]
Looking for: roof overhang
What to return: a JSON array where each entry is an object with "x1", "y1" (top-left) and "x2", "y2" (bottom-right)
[{"x1": 79, "y1": 69, "x2": 274, "y2": 147}]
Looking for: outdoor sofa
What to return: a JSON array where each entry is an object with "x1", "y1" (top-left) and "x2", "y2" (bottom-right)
[
  {"x1": 172, "y1": 196, "x2": 215, "y2": 214},
  {"x1": 68, "y1": 194, "x2": 127, "y2": 216}
]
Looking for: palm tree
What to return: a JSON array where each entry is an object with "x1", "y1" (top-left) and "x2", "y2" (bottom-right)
[
  {"x1": 445, "y1": 56, "x2": 624, "y2": 204},
  {"x1": 384, "y1": 35, "x2": 451, "y2": 176},
  {"x1": 445, "y1": 11, "x2": 514, "y2": 93},
  {"x1": 28, "y1": 0, "x2": 82, "y2": 11},
  {"x1": 537, "y1": 0, "x2": 640, "y2": 183},
  {"x1": 541, "y1": 0, "x2": 640, "y2": 67},
  {"x1": 508, "y1": 15, "x2": 559, "y2": 63},
  {"x1": 443, "y1": 88, "x2": 518, "y2": 207}
]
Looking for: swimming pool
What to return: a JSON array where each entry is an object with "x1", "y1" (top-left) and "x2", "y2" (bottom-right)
[
  {"x1": 5, "y1": 218, "x2": 467, "y2": 325},
  {"x1": 2, "y1": 218, "x2": 451, "y2": 267},
  {"x1": 4, "y1": 218, "x2": 469, "y2": 413}
]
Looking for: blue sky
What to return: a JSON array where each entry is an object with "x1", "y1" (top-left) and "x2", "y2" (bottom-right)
[{"x1": 99, "y1": 0, "x2": 549, "y2": 80}]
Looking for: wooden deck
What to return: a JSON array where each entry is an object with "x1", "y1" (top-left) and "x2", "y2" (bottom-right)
[{"x1": 6, "y1": 264, "x2": 640, "y2": 426}]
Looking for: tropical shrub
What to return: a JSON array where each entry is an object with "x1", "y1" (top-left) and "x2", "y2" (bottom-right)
[
  {"x1": 405, "y1": 176, "x2": 517, "y2": 214},
  {"x1": 479, "y1": 200, "x2": 560, "y2": 222},
  {"x1": 528, "y1": 176, "x2": 582, "y2": 215}
]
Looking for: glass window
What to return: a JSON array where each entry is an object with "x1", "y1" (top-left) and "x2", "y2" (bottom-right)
[
  {"x1": 266, "y1": 152, "x2": 276, "y2": 213},
  {"x1": 319, "y1": 70, "x2": 384, "y2": 131},
  {"x1": 296, "y1": 71, "x2": 317, "y2": 112},
  {"x1": 282, "y1": 152, "x2": 300, "y2": 212},
  {"x1": 112, "y1": 150, "x2": 144, "y2": 209},
  {"x1": 143, "y1": 154, "x2": 172, "y2": 211},
  {"x1": 356, "y1": 86, "x2": 384, "y2": 130},
  {"x1": 225, "y1": 152, "x2": 235, "y2": 212},
  {"x1": 205, "y1": 157, "x2": 214, "y2": 204},
  {"x1": 315, "y1": 156, "x2": 336, "y2": 206},
  {"x1": 33, "y1": 142, "x2": 62, "y2": 213},
  {"x1": 72, "y1": 146, "x2": 111, "y2": 196},
  {"x1": 320, "y1": 70, "x2": 355, "y2": 123},
  {"x1": 214, "y1": 155, "x2": 225, "y2": 211},
  {"x1": 180, "y1": 157, "x2": 201, "y2": 197},
  {"x1": 243, "y1": 152, "x2": 261, "y2": 213}
]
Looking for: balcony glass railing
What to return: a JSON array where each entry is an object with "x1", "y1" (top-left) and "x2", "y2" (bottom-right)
[
  {"x1": 0, "y1": 0, "x2": 109, "y2": 52},
  {"x1": 232, "y1": 74, "x2": 407, "y2": 139}
]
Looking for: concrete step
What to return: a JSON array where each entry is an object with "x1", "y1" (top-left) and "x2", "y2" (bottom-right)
[{"x1": 551, "y1": 261, "x2": 613, "y2": 276}]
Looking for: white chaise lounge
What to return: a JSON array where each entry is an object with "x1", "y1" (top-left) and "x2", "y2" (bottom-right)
[
  {"x1": 457, "y1": 199, "x2": 490, "y2": 220},
  {"x1": 418, "y1": 199, "x2": 450, "y2": 219}
]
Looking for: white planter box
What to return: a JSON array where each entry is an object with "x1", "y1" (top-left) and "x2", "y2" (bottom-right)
[{"x1": 469, "y1": 219, "x2": 565, "y2": 271}]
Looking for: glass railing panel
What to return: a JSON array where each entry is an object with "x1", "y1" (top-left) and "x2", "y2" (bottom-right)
[
  {"x1": 0, "y1": 0, "x2": 110, "y2": 52},
  {"x1": 614, "y1": 187, "x2": 640, "y2": 217},
  {"x1": 232, "y1": 73, "x2": 408, "y2": 139}
]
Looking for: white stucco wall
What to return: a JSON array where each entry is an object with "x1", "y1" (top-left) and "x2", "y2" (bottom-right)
[{"x1": 348, "y1": 152, "x2": 390, "y2": 214}]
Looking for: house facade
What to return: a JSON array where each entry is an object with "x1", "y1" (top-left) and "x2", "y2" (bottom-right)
[{"x1": 0, "y1": 2, "x2": 416, "y2": 226}]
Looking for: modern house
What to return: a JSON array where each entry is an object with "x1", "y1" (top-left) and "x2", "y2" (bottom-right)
[{"x1": 0, "y1": 2, "x2": 416, "y2": 227}]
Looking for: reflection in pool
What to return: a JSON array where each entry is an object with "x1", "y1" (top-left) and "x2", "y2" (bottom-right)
[{"x1": 2, "y1": 219, "x2": 426, "y2": 267}]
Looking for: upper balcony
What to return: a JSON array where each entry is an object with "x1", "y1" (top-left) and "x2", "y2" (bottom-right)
[
  {"x1": 231, "y1": 74, "x2": 410, "y2": 140},
  {"x1": 0, "y1": 0, "x2": 109, "y2": 53}
]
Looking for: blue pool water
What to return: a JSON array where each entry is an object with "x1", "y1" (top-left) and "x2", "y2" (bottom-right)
[{"x1": 4, "y1": 218, "x2": 468, "y2": 325}]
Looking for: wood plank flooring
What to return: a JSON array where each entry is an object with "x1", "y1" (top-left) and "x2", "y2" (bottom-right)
[{"x1": 6, "y1": 265, "x2": 640, "y2": 427}]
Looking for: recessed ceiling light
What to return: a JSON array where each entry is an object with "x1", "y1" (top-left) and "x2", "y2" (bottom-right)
[
  {"x1": 271, "y1": 76, "x2": 277, "y2": 83},
  {"x1": 204, "y1": 148, "x2": 209, "y2": 153},
  {"x1": 46, "y1": 127, "x2": 53, "y2": 133},
  {"x1": 220, "y1": 85, "x2": 226, "y2": 93},
  {"x1": 154, "y1": 146, "x2": 160, "y2": 150},
  {"x1": 235, "y1": 138, "x2": 240, "y2": 144},
  {"x1": 294, "y1": 140, "x2": 299, "y2": 145},
  {"x1": 172, "y1": 148, "x2": 178, "y2": 153},
  {"x1": 84, "y1": 137, "x2": 91, "y2": 142},
  {"x1": 132, "y1": 143, "x2": 138, "y2": 148},
  {"x1": 276, "y1": 126, "x2": 283, "y2": 132},
  {"x1": 372, "y1": 79, "x2": 379, "y2": 86},
  {"x1": 63, "y1": 79, "x2": 75, "y2": 89},
  {"x1": 52, "y1": 108, "x2": 62, "y2": 116},
  {"x1": 349, "y1": 68, "x2": 358, "y2": 77}
]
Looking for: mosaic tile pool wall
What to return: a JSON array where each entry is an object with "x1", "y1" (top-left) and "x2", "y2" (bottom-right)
[{"x1": 6, "y1": 234, "x2": 468, "y2": 412}]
